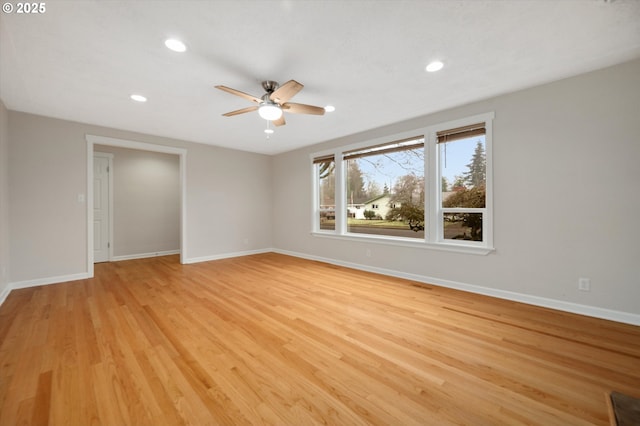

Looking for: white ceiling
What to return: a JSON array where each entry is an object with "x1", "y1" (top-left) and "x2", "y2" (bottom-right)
[{"x1": 1, "y1": 1, "x2": 639, "y2": 155}]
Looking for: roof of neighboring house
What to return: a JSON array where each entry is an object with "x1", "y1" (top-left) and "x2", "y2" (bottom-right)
[{"x1": 363, "y1": 193, "x2": 391, "y2": 205}]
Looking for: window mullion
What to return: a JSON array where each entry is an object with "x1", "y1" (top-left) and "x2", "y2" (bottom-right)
[
  {"x1": 484, "y1": 117, "x2": 494, "y2": 248},
  {"x1": 427, "y1": 131, "x2": 439, "y2": 243},
  {"x1": 335, "y1": 153, "x2": 346, "y2": 235},
  {"x1": 311, "y1": 162, "x2": 320, "y2": 231}
]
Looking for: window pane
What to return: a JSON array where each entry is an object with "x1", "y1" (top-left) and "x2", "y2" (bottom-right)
[
  {"x1": 440, "y1": 135, "x2": 486, "y2": 208},
  {"x1": 443, "y1": 212, "x2": 483, "y2": 241},
  {"x1": 317, "y1": 160, "x2": 335, "y2": 230},
  {"x1": 346, "y1": 139, "x2": 425, "y2": 239}
]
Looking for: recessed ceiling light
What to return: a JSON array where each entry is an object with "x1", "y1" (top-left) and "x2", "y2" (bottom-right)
[
  {"x1": 324, "y1": 105, "x2": 335, "y2": 112},
  {"x1": 425, "y1": 61, "x2": 444, "y2": 72},
  {"x1": 165, "y1": 38, "x2": 187, "y2": 53},
  {"x1": 130, "y1": 94, "x2": 147, "y2": 102}
]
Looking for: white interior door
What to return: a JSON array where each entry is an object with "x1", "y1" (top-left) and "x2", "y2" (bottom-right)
[{"x1": 93, "y1": 154, "x2": 111, "y2": 263}]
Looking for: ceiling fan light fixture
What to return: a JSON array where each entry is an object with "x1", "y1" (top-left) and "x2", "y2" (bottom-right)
[{"x1": 258, "y1": 103, "x2": 283, "y2": 121}]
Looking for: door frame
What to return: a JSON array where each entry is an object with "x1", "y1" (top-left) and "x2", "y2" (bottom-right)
[
  {"x1": 93, "y1": 151, "x2": 114, "y2": 262},
  {"x1": 86, "y1": 135, "x2": 187, "y2": 277}
]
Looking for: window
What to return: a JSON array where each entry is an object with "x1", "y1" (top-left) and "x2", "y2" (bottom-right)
[
  {"x1": 437, "y1": 123, "x2": 486, "y2": 242},
  {"x1": 312, "y1": 112, "x2": 494, "y2": 254},
  {"x1": 314, "y1": 155, "x2": 335, "y2": 230},
  {"x1": 344, "y1": 137, "x2": 424, "y2": 239}
]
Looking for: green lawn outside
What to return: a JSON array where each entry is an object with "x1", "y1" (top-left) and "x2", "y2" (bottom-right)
[{"x1": 321, "y1": 219, "x2": 411, "y2": 229}]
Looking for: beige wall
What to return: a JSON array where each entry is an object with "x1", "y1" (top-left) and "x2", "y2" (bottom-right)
[
  {"x1": 272, "y1": 59, "x2": 640, "y2": 317},
  {"x1": 0, "y1": 100, "x2": 9, "y2": 301},
  {"x1": 8, "y1": 113, "x2": 272, "y2": 283},
  {"x1": 94, "y1": 145, "x2": 180, "y2": 258}
]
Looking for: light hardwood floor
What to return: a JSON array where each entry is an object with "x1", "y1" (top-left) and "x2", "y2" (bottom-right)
[{"x1": 1, "y1": 253, "x2": 638, "y2": 425}]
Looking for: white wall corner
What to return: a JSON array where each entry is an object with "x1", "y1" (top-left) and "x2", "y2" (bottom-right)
[{"x1": 0, "y1": 286, "x2": 10, "y2": 306}]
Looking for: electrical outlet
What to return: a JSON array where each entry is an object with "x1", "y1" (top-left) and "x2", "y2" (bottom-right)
[
  {"x1": 365, "y1": 249, "x2": 371, "y2": 258},
  {"x1": 578, "y1": 278, "x2": 591, "y2": 292}
]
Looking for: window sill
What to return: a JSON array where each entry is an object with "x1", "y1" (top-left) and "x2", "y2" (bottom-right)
[{"x1": 310, "y1": 231, "x2": 494, "y2": 255}]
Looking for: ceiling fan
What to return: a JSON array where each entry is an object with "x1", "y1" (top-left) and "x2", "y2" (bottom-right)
[{"x1": 215, "y1": 80, "x2": 325, "y2": 127}]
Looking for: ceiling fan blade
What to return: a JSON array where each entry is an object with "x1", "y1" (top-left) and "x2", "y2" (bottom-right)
[
  {"x1": 222, "y1": 105, "x2": 259, "y2": 117},
  {"x1": 215, "y1": 85, "x2": 262, "y2": 104},
  {"x1": 282, "y1": 102, "x2": 325, "y2": 115},
  {"x1": 270, "y1": 80, "x2": 303, "y2": 104},
  {"x1": 272, "y1": 115, "x2": 286, "y2": 127}
]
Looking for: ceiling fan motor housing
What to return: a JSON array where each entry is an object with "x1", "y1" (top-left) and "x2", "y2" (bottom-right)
[{"x1": 262, "y1": 80, "x2": 279, "y2": 94}]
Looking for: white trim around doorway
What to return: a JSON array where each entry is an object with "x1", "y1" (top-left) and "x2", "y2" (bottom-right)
[{"x1": 86, "y1": 135, "x2": 187, "y2": 278}]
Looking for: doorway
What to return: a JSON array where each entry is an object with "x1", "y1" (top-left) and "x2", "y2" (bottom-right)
[{"x1": 86, "y1": 135, "x2": 187, "y2": 277}]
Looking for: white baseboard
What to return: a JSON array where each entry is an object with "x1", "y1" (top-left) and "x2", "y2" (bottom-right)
[
  {"x1": 0, "y1": 285, "x2": 10, "y2": 306},
  {"x1": 111, "y1": 249, "x2": 180, "y2": 262},
  {"x1": 0, "y1": 248, "x2": 266, "y2": 307},
  {"x1": 10, "y1": 272, "x2": 92, "y2": 290},
  {"x1": 3, "y1": 248, "x2": 638, "y2": 326},
  {"x1": 183, "y1": 248, "x2": 272, "y2": 264},
  {"x1": 272, "y1": 248, "x2": 640, "y2": 326}
]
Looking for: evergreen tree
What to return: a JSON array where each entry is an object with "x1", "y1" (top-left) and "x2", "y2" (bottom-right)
[
  {"x1": 463, "y1": 141, "x2": 486, "y2": 187},
  {"x1": 441, "y1": 176, "x2": 449, "y2": 192},
  {"x1": 319, "y1": 170, "x2": 335, "y2": 205},
  {"x1": 346, "y1": 160, "x2": 366, "y2": 203},
  {"x1": 317, "y1": 160, "x2": 335, "y2": 205}
]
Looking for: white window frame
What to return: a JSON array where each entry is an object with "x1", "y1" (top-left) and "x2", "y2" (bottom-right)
[
  {"x1": 312, "y1": 153, "x2": 339, "y2": 235},
  {"x1": 311, "y1": 112, "x2": 494, "y2": 255},
  {"x1": 429, "y1": 112, "x2": 494, "y2": 250}
]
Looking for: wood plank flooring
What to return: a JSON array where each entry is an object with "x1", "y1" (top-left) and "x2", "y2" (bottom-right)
[{"x1": 1, "y1": 253, "x2": 639, "y2": 425}]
